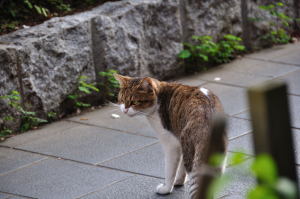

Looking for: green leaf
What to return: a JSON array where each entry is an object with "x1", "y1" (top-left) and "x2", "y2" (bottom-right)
[
  {"x1": 3, "y1": 116, "x2": 14, "y2": 121},
  {"x1": 248, "y1": 185, "x2": 279, "y2": 199},
  {"x1": 209, "y1": 153, "x2": 225, "y2": 167},
  {"x1": 276, "y1": 2, "x2": 284, "y2": 7},
  {"x1": 199, "y1": 54, "x2": 209, "y2": 62},
  {"x1": 0, "y1": 128, "x2": 12, "y2": 136},
  {"x1": 79, "y1": 75, "x2": 88, "y2": 81},
  {"x1": 68, "y1": 95, "x2": 78, "y2": 100},
  {"x1": 234, "y1": 45, "x2": 246, "y2": 51},
  {"x1": 24, "y1": 0, "x2": 33, "y2": 8},
  {"x1": 99, "y1": 72, "x2": 107, "y2": 76},
  {"x1": 229, "y1": 152, "x2": 248, "y2": 166},
  {"x1": 207, "y1": 175, "x2": 231, "y2": 199},
  {"x1": 275, "y1": 178, "x2": 297, "y2": 199},
  {"x1": 41, "y1": 8, "x2": 48, "y2": 17},
  {"x1": 34, "y1": 5, "x2": 42, "y2": 14},
  {"x1": 78, "y1": 86, "x2": 91, "y2": 94},
  {"x1": 224, "y1": 34, "x2": 241, "y2": 41},
  {"x1": 178, "y1": 50, "x2": 191, "y2": 59},
  {"x1": 75, "y1": 102, "x2": 91, "y2": 107},
  {"x1": 80, "y1": 82, "x2": 99, "y2": 92},
  {"x1": 251, "y1": 154, "x2": 278, "y2": 184}
]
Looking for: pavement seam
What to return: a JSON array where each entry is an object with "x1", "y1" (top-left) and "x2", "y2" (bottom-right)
[
  {"x1": 0, "y1": 157, "x2": 48, "y2": 177},
  {"x1": 195, "y1": 79, "x2": 250, "y2": 89},
  {"x1": 97, "y1": 141, "x2": 159, "y2": 165},
  {"x1": 0, "y1": 145, "x2": 164, "y2": 180},
  {"x1": 244, "y1": 56, "x2": 300, "y2": 67},
  {"x1": 74, "y1": 175, "x2": 136, "y2": 199},
  {"x1": 0, "y1": 191, "x2": 37, "y2": 199},
  {"x1": 64, "y1": 119, "x2": 158, "y2": 139},
  {"x1": 228, "y1": 130, "x2": 252, "y2": 141}
]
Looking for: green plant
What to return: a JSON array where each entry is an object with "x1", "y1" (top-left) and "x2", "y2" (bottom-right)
[
  {"x1": 0, "y1": 90, "x2": 47, "y2": 133},
  {"x1": 248, "y1": 154, "x2": 296, "y2": 199},
  {"x1": 99, "y1": 70, "x2": 120, "y2": 97},
  {"x1": 0, "y1": 0, "x2": 112, "y2": 34},
  {"x1": 68, "y1": 75, "x2": 99, "y2": 108},
  {"x1": 178, "y1": 34, "x2": 245, "y2": 71},
  {"x1": 208, "y1": 153, "x2": 297, "y2": 199},
  {"x1": 0, "y1": 128, "x2": 12, "y2": 137},
  {"x1": 258, "y1": 2, "x2": 292, "y2": 45},
  {"x1": 47, "y1": 112, "x2": 57, "y2": 120}
]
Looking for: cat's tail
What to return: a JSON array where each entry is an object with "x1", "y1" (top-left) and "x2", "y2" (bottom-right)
[{"x1": 188, "y1": 114, "x2": 228, "y2": 199}]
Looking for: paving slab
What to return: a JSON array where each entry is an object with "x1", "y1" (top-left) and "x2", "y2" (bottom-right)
[
  {"x1": 174, "y1": 74, "x2": 207, "y2": 87},
  {"x1": 0, "y1": 121, "x2": 79, "y2": 148},
  {"x1": 80, "y1": 175, "x2": 185, "y2": 199},
  {"x1": 5, "y1": 196, "x2": 29, "y2": 199},
  {"x1": 101, "y1": 143, "x2": 164, "y2": 178},
  {"x1": 0, "y1": 148, "x2": 46, "y2": 175},
  {"x1": 291, "y1": 129, "x2": 300, "y2": 165},
  {"x1": 0, "y1": 158, "x2": 132, "y2": 199},
  {"x1": 227, "y1": 117, "x2": 251, "y2": 139},
  {"x1": 224, "y1": 58, "x2": 300, "y2": 78},
  {"x1": 246, "y1": 43, "x2": 300, "y2": 66},
  {"x1": 233, "y1": 110, "x2": 250, "y2": 120},
  {"x1": 0, "y1": 193, "x2": 10, "y2": 199},
  {"x1": 289, "y1": 95, "x2": 300, "y2": 129},
  {"x1": 14, "y1": 125, "x2": 157, "y2": 164},
  {"x1": 228, "y1": 133, "x2": 254, "y2": 155},
  {"x1": 196, "y1": 68, "x2": 271, "y2": 87},
  {"x1": 277, "y1": 70, "x2": 300, "y2": 96},
  {"x1": 218, "y1": 159, "x2": 255, "y2": 199},
  {"x1": 234, "y1": 95, "x2": 300, "y2": 129},
  {"x1": 203, "y1": 83, "x2": 248, "y2": 116},
  {"x1": 68, "y1": 105, "x2": 157, "y2": 138}
]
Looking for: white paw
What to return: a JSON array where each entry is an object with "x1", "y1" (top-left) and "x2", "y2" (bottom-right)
[{"x1": 156, "y1": 183, "x2": 172, "y2": 195}]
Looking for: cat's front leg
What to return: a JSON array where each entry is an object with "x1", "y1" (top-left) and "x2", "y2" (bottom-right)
[
  {"x1": 156, "y1": 132, "x2": 181, "y2": 195},
  {"x1": 174, "y1": 156, "x2": 186, "y2": 186}
]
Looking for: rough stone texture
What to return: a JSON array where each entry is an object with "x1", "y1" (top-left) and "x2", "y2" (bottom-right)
[
  {"x1": 1, "y1": 20, "x2": 95, "y2": 114},
  {"x1": 181, "y1": 0, "x2": 297, "y2": 47},
  {"x1": 92, "y1": 0, "x2": 183, "y2": 79},
  {"x1": 0, "y1": 0, "x2": 183, "y2": 130},
  {"x1": 0, "y1": 45, "x2": 22, "y2": 131},
  {"x1": 181, "y1": 0, "x2": 242, "y2": 41}
]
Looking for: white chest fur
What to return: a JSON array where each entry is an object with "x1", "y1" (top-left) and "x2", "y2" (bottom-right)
[{"x1": 146, "y1": 111, "x2": 185, "y2": 194}]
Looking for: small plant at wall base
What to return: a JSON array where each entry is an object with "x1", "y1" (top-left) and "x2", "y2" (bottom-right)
[
  {"x1": 178, "y1": 34, "x2": 245, "y2": 72},
  {"x1": 258, "y1": 2, "x2": 292, "y2": 45},
  {"x1": 99, "y1": 70, "x2": 120, "y2": 99},
  {"x1": 68, "y1": 75, "x2": 100, "y2": 108},
  {"x1": 0, "y1": 90, "x2": 47, "y2": 136}
]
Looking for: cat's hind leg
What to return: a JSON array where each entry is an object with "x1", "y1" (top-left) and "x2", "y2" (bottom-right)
[{"x1": 156, "y1": 131, "x2": 181, "y2": 195}]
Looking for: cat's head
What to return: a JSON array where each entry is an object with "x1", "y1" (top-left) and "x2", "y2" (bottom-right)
[{"x1": 114, "y1": 74, "x2": 159, "y2": 117}]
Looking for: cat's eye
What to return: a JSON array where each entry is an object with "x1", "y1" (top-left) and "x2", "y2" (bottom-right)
[
  {"x1": 131, "y1": 100, "x2": 150, "y2": 105},
  {"x1": 132, "y1": 101, "x2": 139, "y2": 105}
]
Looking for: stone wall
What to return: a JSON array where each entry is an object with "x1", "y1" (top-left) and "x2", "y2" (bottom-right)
[{"x1": 0, "y1": 0, "x2": 298, "y2": 130}]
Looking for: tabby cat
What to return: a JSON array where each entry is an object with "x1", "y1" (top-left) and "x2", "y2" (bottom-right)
[{"x1": 114, "y1": 74, "x2": 227, "y2": 199}]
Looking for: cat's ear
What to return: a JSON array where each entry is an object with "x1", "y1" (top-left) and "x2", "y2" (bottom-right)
[
  {"x1": 140, "y1": 77, "x2": 159, "y2": 93},
  {"x1": 114, "y1": 74, "x2": 131, "y2": 88}
]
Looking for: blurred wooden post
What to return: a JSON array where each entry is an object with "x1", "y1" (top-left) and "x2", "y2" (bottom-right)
[
  {"x1": 241, "y1": 0, "x2": 252, "y2": 50},
  {"x1": 248, "y1": 81, "x2": 299, "y2": 198}
]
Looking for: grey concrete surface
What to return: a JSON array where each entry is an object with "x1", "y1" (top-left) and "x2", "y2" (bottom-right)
[{"x1": 1, "y1": 43, "x2": 300, "y2": 199}]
